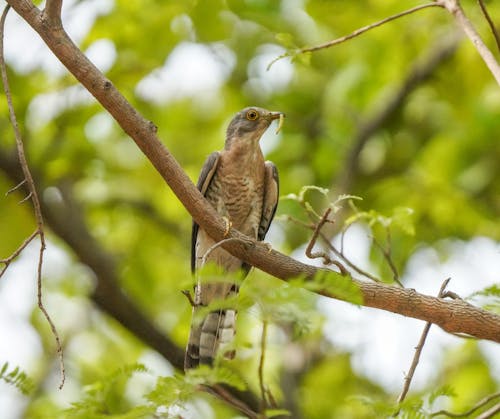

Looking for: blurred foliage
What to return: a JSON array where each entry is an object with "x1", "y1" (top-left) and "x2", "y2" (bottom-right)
[{"x1": 1, "y1": 0, "x2": 499, "y2": 417}]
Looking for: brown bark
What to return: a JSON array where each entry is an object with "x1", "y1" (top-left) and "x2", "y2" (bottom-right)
[{"x1": 5, "y1": 0, "x2": 500, "y2": 344}]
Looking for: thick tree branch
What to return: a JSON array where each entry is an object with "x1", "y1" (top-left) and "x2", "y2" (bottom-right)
[{"x1": 5, "y1": 0, "x2": 500, "y2": 344}]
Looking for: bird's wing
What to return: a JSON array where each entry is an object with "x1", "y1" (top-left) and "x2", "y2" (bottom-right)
[
  {"x1": 258, "y1": 161, "x2": 279, "y2": 241},
  {"x1": 191, "y1": 151, "x2": 221, "y2": 273}
]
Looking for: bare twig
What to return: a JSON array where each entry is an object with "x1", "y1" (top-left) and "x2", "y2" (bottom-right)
[
  {"x1": 305, "y1": 208, "x2": 349, "y2": 274},
  {"x1": 181, "y1": 290, "x2": 196, "y2": 307},
  {"x1": 268, "y1": 2, "x2": 443, "y2": 68},
  {"x1": 476, "y1": 403, "x2": 500, "y2": 419},
  {"x1": 441, "y1": 0, "x2": 500, "y2": 85},
  {"x1": 202, "y1": 384, "x2": 260, "y2": 419},
  {"x1": 397, "y1": 278, "x2": 451, "y2": 405},
  {"x1": 371, "y1": 229, "x2": 404, "y2": 287},
  {"x1": 5, "y1": 178, "x2": 26, "y2": 195},
  {"x1": 0, "y1": 230, "x2": 39, "y2": 278},
  {"x1": 0, "y1": 4, "x2": 64, "y2": 389},
  {"x1": 430, "y1": 391, "x2": 500, "y2": 417},
  {"x1": 477, "y1": 0, "x2": 500, "y2": 54},
  {"x1": 201, "y1": 237, "x2": 254, "y2": 266},
  {"x1": 320, "y1": 232, "x2": 382, "y2": 283},
  {"x1": 258, "y1": 320, "x2": 268, "y2": 410}
]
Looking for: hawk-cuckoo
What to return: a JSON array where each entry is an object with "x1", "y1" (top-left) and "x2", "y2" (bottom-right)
[{"x1": 185, "y1": 107, "x2": 283, "y2": 370}]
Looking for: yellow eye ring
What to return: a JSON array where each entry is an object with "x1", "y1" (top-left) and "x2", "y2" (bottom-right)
[{"x1": 246, "y1": 109, "x2": 259, "y2": 121}]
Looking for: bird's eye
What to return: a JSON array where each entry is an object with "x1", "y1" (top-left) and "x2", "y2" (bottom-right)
[{"x1": 246, "y1": 110, "x2": 259, "y2": 121}]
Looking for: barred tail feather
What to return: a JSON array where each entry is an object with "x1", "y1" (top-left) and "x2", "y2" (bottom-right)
[{"x1": 184, "y1": 309, "x2": 237, "y2": 370}]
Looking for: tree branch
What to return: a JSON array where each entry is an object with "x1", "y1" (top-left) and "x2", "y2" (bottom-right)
[
  {"x1": 397, "y1": 278, "x2": 451, "y2": 405},
  {"x1": 268, "y1": 2, "x2": 443, "y2": 69},
  {"x1": 5, "y1": 0, "x2": 500, "y2": 346},
  {"x1": 440, "y1": 0, "x2": 500, "y2": 85},
  {"x1": 477, "y1": 0, "x2": 500, "y2": 54},
  {"x1": 334, "y1": 35, "x2": 459, "y2": 195}
]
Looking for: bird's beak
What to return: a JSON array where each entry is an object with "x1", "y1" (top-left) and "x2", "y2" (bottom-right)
[
  {"x1": 268, "y1": 111, "x2": 284, "y2": 121},
  {"x1": 268, "y1": 111, "x2": 285, "y2": 134}
]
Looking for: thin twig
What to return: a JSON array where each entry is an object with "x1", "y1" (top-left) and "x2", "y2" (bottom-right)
[
  {"x1": 201, "y1": 237, "x2": 254, "y2": 266},
  {"x1": 5, "y1": 178, "x2": 26, "y2": 195},
  {"x1": 181, "y1": 290, "x2": 196, "y2": 307},
  {"x1": 476, "y1": 403, "x2": 500, "y2": 419},
  {"x1": 0, "y1": 230, "x2": 39, "y2": 278},
  {"x1": 268, "y1": 2, "x2": 443, "y2": 69},
  {"x1": 371, "y1": 229, "x2": 404, "y2": 287},
  {"x1": 430, "y1": 391, "x2": 500, "y2": 417},
  {"x1": 320, "y1": 233, "x2": 382, "y2": 283},
  {"x1": 477, "y1": 0, "x2": 500, "y2": 54},
  {"x1": 258, "y1": 320, "x2": 268, "y2": 411},
  {"x1": 202, "y1": 384, "x2": 260, "y2": 419},
  {"x1": 0, "y1": 4, "x2": 65, "y2": 389},
  {"x1": 305, "y1": 208, "x2": 349, "y2": 274},
  {"x1": 396, "y1": 278, "x2": 451, "y2": 405},
  {"x1": 441, "y1": 0, "x2": 500, "y2": 85}
]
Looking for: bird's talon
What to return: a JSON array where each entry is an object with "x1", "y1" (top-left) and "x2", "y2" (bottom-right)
[{"x1": 263, "y1": 242, "x2": 273, "y2": 253}]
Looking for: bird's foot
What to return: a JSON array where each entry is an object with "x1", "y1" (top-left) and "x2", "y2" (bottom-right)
[
  {"x1": 222, "y1": 216, "x2": 232, "y2": 237},
  {"x1": 262, "y1": 242, "x2": 273, "y2": 253}
]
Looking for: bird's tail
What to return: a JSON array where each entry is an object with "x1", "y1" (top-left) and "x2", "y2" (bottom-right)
[{"x1": 184, "y1": 308, "x2": 237, "y2": 370}]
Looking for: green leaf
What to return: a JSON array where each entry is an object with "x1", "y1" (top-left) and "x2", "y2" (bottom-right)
[
  {"x1": 427, "y1": 384, "x2": 456, "y2": 405},
  {"x1": 266, "y1": 408, "x2": 292, "y2": 417},
  {"x1": 296, "y1": 271, "x2": 363, "y2": 305},
  {"x1": 391, "y1": 207, "x2": 415, "y2": 236},
  {"x1": 0, "y1": 362, "x2": 34, "y2": 395}
]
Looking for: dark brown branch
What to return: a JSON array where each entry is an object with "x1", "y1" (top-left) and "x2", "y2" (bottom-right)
[
  {"x1": 202, "y1": 384, "x2": 260, "y2": 419},
  {"x1": 371, "y1": 230, "x2": 403, "y2": 287},
  {"x1": 0, "y1": 3, "x2": 64, "y2": 389},
  {"x1": 5, "y1": 0, "x2": 500, "y2": 345},
  {"x1": 0, "y1": 152, "x2": 186, "y2": 371},
  {"x1": 335, "y1": 35, "x2": 459, "y2": 194},
  {"x1": 477, "y1": 0, "x2": 500, "y2": 54},
  {"x1": 258, "y1": 321, "x2": 268, "y2": 411}
]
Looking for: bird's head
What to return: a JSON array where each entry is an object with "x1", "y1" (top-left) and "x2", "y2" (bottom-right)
[{"x1": 225, "y1": 107, "x2": 284, "y2": 149}]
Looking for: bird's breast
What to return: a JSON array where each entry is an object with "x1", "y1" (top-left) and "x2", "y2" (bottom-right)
[{"x1": 207, "y1": 155, "x2": 265, "y2": 237}]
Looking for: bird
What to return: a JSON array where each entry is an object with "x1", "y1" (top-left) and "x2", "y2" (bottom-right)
[{"x1": 184, "y1": 107, "x2": 283, "y2": 370}]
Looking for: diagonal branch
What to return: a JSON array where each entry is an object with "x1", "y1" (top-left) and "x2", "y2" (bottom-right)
[
  {"x1": 397, "y1": 278, "x2": 451, "y2": 405},
  {"x1": 334, "y1": 35, "x2": 459, "y2": 194},
  {"x1": 440, "y1": 0, "x2": 500, "y2": 85},
  {"x1": 477, "y1": 0, "x2": 500, "y2": 54},
  {"x1": 5, "y1": 0, "x2": 500, "y2": 344}
]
